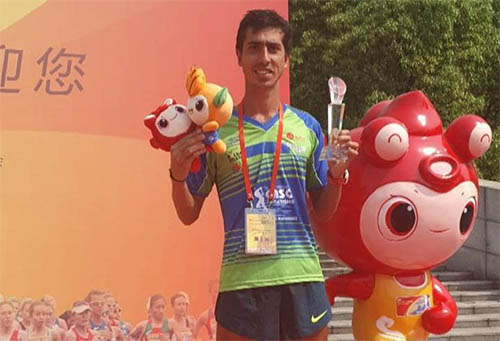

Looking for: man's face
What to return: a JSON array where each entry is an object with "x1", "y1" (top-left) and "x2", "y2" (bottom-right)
[
  {"x1": 237, "y1": 27, "x2": 289, "y2": 90},
  {"x1": 75, "y1": 310, "x2": 91, "y2": 328},
  {"x1": 89, "y1": 294, "x2": 105, "y2": 317},
  {"x1": 0, "y1": 305, "x2": 14, "y2": 329},
  {"x1": 172, "y1": 296, "x2": 188, "y2": 317}
]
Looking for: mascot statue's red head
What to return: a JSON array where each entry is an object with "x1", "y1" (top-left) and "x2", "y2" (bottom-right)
[
  {"x1": 144, "y1": 98, "x2": 200, "y2": 172},
  {"x1": 312, "y1": 90, "x2": 492, "y2": 340}
]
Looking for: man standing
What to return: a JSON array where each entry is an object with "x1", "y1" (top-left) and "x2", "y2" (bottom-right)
[{"x1": 169, "y1": 9, "x2": 358, "y2": 340}]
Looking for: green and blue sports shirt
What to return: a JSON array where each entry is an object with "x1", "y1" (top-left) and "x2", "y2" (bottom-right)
[{"x1": 187, "y1": 104, "x2": 328, "y2": 292}]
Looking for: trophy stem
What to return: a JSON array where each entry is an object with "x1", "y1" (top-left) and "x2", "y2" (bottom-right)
[
  {"x1": 321, "y1": 76, "x2": 347, "y2": 162},
  {"x1": 328, "y1": 103, "x2": 345, "y2": 144}
]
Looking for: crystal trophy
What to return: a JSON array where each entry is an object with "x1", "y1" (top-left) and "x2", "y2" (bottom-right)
[{"x1": 320, "y1": 76, "x2": 348, "y2": 162}]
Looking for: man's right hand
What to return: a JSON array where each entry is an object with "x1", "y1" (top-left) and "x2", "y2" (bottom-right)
[{"x1": 170, "y1": 129, "x2": 207, "y2": 181}]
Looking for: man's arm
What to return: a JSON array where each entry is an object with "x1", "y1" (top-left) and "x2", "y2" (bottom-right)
[
  {"x1": 171, "y1": 183, "x2": 206, "y2": 225},
  {"x1": 308, "y1": 176, "x2": 343, "y2": 221},
  {"x1": 169, "y1": 129, "x2": 208, "y2": 225},
  {"x1": 309, "y1": 130, "x2": 358, "y2": 221}
]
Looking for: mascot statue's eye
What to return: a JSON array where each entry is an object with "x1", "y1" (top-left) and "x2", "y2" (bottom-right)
[
  {"x1": 196, "y1": 100, "x2": 204, "y2": 112},
  {"x1": 378, "y1": 196, "x2": 418, "y2": 241},
  {"x1": 386, "y1": 202, "x2": 416, "y2": 235},
  {"x1": 175, "y1": 106, "x2": 185, "y2": 113},
  {"x1": 159, "y1": 118, "x2": 169, "y2": 129},
  {"x1": 460, "y1": 198, "x2": 476, "y2": 235}
]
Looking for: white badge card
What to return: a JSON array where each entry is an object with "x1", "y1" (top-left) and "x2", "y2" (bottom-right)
[{"x1": 245, "y1": 208, "x2": 277, "y2": 255}]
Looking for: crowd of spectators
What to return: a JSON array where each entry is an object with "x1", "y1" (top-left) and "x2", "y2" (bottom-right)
[{"x1": 0, "y1": 290, "x2": 216, "y2": 341}]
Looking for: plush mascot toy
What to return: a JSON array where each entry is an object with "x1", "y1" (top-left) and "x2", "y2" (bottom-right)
[
  {"x1": 144, "y1": 98, "x2": 201, "y2": 172},
  {"x1": 311, "y1": 90, "x2": 492, "y2": 341},
  {"x1": 185, "y1": 67, "x2": 233, "y2": 154}
]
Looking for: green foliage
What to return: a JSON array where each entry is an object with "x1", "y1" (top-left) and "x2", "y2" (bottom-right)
[{"x1": 290, "y1": 0, "x2": 499, "y2": 180}]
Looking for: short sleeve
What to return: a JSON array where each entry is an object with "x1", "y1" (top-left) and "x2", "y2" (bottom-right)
[
  {"x1": 306, "y1": 121, "x2": 328, "y2": 191},
  {"x1": 186, "y1": 153, "x2": 215, "y2": 197}
]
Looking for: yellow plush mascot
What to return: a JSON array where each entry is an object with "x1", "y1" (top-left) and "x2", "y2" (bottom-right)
[{"x1": 185, "y1": 67, "x2": 233, "y2": 153}]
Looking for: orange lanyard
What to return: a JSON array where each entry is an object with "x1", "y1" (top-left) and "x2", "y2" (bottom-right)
[{"x1": 238, "y1": 103, "x2": 284, "y2": 207}]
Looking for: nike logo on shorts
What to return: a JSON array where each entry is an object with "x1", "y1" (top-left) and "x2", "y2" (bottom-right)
[{"x1": 310, "y1": 309, "x2": 327, "y2": 323}]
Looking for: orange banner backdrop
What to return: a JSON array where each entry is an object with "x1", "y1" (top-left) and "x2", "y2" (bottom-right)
[{"x1": 0, "y1": 0, "x2": 289, "y2": 328}]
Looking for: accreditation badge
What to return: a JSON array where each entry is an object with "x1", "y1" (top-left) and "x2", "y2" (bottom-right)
[{"x1": 245, "y1": 207, "x2": 277, "y2": 255}]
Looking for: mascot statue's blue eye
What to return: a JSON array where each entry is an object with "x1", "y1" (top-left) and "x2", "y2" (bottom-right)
[
  {"x1": 159, "y1": 118, "x2": 169, "y2": 129},
  {"x1": 196, "y1": 100, "x2": 204, "y2": 111},
  {"x1": 175, "y1": 106, "x2": 185, "y2": 113}
]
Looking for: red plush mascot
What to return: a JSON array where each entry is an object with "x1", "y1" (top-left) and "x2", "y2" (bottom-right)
[{"x1": 144, "y1": 98, "x2": 200, "y2": 172}]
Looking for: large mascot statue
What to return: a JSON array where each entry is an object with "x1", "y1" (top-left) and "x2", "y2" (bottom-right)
[{"x1": 311, "y1": 90, "x2": 492, "y2": 340}]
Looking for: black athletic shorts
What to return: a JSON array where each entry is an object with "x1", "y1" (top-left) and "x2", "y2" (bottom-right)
[{"x1": 215, "y1": 281, "x2": 332, "y2": 340}]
